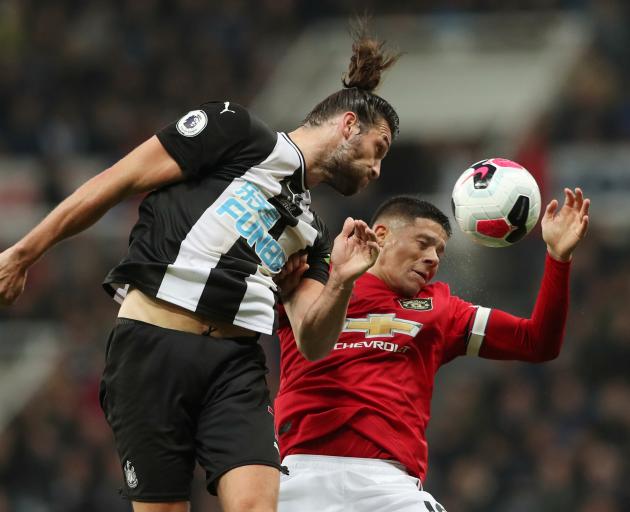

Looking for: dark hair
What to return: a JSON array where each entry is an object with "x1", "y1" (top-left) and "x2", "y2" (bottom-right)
[
  {"x1": 303, "y1": 18, "x2": 401, "y2": 138},
  {"x1": 370, "y1": 195, "x2": 452, "y2": 237}
]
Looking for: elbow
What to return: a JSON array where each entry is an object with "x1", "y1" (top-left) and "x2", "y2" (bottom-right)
[
  {"x1": 296, "y1": 336, "x2": 330, "y2": 362},
  {"x1": 542, "y1": 347, "x2": 562, "y2": 362},
  {"x1": 523, "y1": 330, "x2": 563, "y2": 363},
  {"x1": 530, "y1": 345, "x2": 562, "y2": 363}
]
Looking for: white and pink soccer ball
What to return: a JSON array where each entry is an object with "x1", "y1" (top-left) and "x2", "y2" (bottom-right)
[{"x1": 451, "y1": 158, "x2": 541, "y2": 248}]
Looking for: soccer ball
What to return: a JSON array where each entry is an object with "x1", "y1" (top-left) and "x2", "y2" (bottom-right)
[{"x1": 451, "y1": 158, "x2": 541, "y2": 247}]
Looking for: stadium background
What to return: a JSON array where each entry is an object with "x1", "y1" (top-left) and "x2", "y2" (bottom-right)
[{"x1": 0, "y1": 1, "x2": 629, "y2": 511}]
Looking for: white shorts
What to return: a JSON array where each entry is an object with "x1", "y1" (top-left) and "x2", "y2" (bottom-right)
[{"x1": 279, "y1": 454, "x2": 447, "y2": 512}]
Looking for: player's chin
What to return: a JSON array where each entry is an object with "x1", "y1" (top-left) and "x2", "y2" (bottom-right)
[
  {"x1": 337, "y1": 181, "x2": 366, "y2": 197},
  {"x1": 399, "y1": 280, "x2": 422, "y2": 298}
]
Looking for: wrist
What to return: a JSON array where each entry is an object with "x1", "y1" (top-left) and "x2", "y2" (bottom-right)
[
  {"x1": 11, "y1": 242, "x2": 38, "y2": 269},
  {"x1": 546, "y1": 246, "x2": 572, "y2": 263},
  {"x1": 328, "y1": 271, "x2": 356, "y2": 292}
]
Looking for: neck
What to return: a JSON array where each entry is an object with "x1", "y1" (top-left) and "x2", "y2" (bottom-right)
[
  {"x1": 287, "y1": 124, "x2": 337, "y2": 189},
  {"x1": 367, "y1": 264, "x2": 385, "y2": 282}
]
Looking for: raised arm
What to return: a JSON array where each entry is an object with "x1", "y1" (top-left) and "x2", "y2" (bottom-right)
[
  {"x1": 474, "y1": 188, "x2": 590, "y2": 362},
  {"x1": 0, "y1": 136, "x2": 183, "y2": 306},
  {"x1": 282, "y1": 217, "x2": 379, "y2": 361}
]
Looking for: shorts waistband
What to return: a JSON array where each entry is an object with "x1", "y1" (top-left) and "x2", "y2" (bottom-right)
[
  {"x1": 282, "y1": 454, "x2": 423, "y2": 490},
  {"x1": 281, "y1": 454, "x2": 408, "y2": 474}
]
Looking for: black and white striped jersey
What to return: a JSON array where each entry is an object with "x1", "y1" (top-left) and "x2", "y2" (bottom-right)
[{"x1": 103, "y1": 101, "x2": 331, "y2": 335}]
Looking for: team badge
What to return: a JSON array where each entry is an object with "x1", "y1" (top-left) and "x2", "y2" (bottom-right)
[
  {"x1": 124, "y1": 460, "x2": 138, "y2": 489},
  {"x1": 398, "y1": 298, "x2": 433, "y2": 311},
  {"x1": 176, "y1": 109, "x2": 208, "y2": 137}
]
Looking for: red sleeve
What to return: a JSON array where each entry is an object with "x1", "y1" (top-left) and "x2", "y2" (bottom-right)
[
  {"x1": 478, "y1": 254, "x2": 571, "y2": 362},
  {"x1": 440, "y1": 292, "x2": 479, "y2": 364}
]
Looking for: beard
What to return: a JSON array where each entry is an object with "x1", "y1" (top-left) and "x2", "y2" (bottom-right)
[{"x1": 320, "y1": 138, "x2": 369, "y2": 196}]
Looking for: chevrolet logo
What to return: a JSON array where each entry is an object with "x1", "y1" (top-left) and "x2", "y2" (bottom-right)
[{"x1": 343, "y1": 314, "x2": 422, "y2": 338}]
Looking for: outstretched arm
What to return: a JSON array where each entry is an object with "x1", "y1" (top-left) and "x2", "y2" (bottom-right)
[
  {"x1": 0, "y1": 136, "x2": 183, "y2": 306},
  {"x1": 474, "y1": 188, "x2": 590, "y2": 362},
  {"x1": 282, "y1": 217, "x2": 379, "y2": 361}
]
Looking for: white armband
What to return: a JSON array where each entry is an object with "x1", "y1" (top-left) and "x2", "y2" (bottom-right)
[{"x1": 466, "y1": 306, "x2": 491, "y2": 356}]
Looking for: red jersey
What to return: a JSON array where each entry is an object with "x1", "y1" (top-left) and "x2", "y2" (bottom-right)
[{"x1": 275, "y1": 255, "x2": 570, "y2": 480}]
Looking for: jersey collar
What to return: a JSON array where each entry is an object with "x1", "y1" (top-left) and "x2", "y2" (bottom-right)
[{"x1": 280, "y1": 132, "x2": 308, "y2": 193}]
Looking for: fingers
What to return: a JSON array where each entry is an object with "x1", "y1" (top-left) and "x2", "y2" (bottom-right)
[
  {"x1": 556, "y1": 187, "x2": 590, "y2": 216},
  {"x1": 340, "y1": 218, "x2": 377, "y2": 244},
  {"x1": 567, "y1": 187, "x2": 590, "y2": 221},
  {"x1": 351, "y1": 220, "x2": 377, "y2": 242},
  {"x1": 544, "y1": 199, "x2": 558, "y2": 220},
  {"x1": 574, "y1": 187, "x2": 584, "y2": 211},
  {"x1": 577, "y1": 196, "x2": 590, "y2": 238},
  {"x1": 354, "y1": 219, "x2": 367, "y2": 240},
  {"x1": 367, "y1": 240, "x2": 380, "y2": 258},
  {"x1": 577, "y1": 213, "x2": 589, "y2": 238},
  {"x1": 340, "y1": 217, "x2": 355, "y2": 238},
  {"x1": 275, "y1": 250, "x2": 309, "y2": 297},
  {"x1": 275, "y1": 251, "x2": 307, "y2": 279},
  {"x1": 580, "y1": 196, "x2": 590, "y2": 219}
]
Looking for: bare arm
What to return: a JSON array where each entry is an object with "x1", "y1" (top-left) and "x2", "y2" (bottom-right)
[
  {"x1": 0, "y1": 136, "x2": 183, "y2": 305},
  {"x1": 283, "y1": 218, "x2": 379, "y2": 361}
]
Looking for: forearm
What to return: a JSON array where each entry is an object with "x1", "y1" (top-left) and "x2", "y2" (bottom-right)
[
  {"x1": 290, "y1": 276, "x2": 354, "y2": 361},
  {"x1": 13, "y1": 169, "x2": 132, "y2": 267},
  {"x1": 481, "y1": 253, "x2": 571, "y2": 362}
]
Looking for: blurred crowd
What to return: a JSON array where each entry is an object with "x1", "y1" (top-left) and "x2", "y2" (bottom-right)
[{"x1": 1, "y1": 1, "x2": 629, "y2": 511}]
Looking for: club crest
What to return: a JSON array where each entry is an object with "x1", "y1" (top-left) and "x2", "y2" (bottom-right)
[
  {"x1": 124, "y1": 460, "x2": 139, "y2": 489},
  {"x1": 398, "y1": 298, "x2": 433, "y2": 311}
]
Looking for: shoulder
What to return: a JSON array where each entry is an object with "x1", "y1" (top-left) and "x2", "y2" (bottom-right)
[
  {"x1": 197, "y1": 100, "x2": 252, "y2": 135},
  {"x1": 419, "y1": 281, "x2": 450, "y2": 297},
  {"x1": 417, "y1": 281, "x2": 456, "y2": 306},
  {"x1": 203, "y1": 101, "x2": 277, "y2": 151}
]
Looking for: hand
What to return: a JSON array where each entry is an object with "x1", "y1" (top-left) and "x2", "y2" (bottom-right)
[
  {"x1": 542, "y1": 187, "x2": 590, "y2": 262},
  {"x1": 329, "y1": 217, "x2": 379, "y2": 287},
  {"x1": 0, "y1": 247, "x2": 29, "y2": 307},
  {"x1": 274, "y1": 250, "x2": 309, "y2": 300}
]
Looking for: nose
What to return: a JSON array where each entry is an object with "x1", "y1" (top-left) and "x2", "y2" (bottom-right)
[
  {"x1": 370, "y1": 161, "x2": 381, "y2": 180},
  {"x1": 423, "y1": 248, "x2": 439, "y2": 267}
]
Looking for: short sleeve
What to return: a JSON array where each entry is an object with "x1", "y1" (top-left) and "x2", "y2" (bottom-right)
[
  {"x1": 156, "y1": 101, "x2": 251, "y2": 179},
  {"x1": 302, "y1": 216, "x2": 331, "y2": 285}
]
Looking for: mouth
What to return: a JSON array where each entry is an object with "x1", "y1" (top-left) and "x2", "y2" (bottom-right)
[{"x1": 413, "y1": 270, "x2": 428, "y2": 282}]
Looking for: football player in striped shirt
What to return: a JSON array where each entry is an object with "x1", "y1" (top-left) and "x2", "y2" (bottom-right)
[
  {"x1": 0, "y1": 21, "x2": 400, "y2": 512},
  {"x1": 275, "y1": 189, "x2": 590, "y2": 512}
]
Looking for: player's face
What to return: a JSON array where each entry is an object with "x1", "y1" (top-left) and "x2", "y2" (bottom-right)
[
  {"x1": 374, "y1": 218, "x2": 447, "y2": 298},
  {"x1": 323, "y1": 118, "x2": 391, "y2": 196}
]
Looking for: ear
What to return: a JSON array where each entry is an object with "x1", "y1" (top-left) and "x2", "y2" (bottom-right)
[
  {"x1": 372, "y1": 223, "x2": 390, "y2": 247},
  {"x1": 340, "y1": 111, "x2": 360, "y2": 140}
]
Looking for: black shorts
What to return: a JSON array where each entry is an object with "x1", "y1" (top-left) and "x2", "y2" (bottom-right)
[{"x1": 99, "y1": 319, "x2": 281, "y2": 502}]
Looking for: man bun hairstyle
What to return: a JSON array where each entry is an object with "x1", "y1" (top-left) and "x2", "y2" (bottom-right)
[
  {"x1": 370, "y1": 195, "x2": 452, "y2": 237},
  {"x1": 342, "y1": 19, "x2": 399, "y2": 92},
  {"x1": 303, "y1": 17, "x2": 401, "y2": 138}
]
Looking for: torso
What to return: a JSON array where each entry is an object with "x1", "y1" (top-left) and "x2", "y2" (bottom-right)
[
  {"x1": 118, "y1": 288, "x2": 256, "y2": 338},
  {"x1": 103, "y1": 102, "x2": 331, "y2": 335},
  {"x1": 275, "y1": 272, "x2": 479, "y2": 479}
]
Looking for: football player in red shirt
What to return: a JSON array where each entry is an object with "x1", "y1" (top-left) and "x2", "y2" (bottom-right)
[{"x1": 275, "y1": 188, "x2": 589, "y2": 511}]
